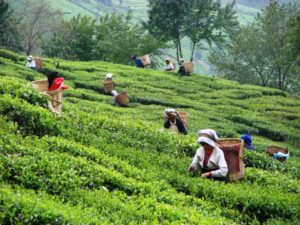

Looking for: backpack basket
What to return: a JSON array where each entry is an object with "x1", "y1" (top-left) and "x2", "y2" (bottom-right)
[
  {"x1": 103, "y1": 79, "x2": 114, "y2": 94},
  {"x1": 217, "y1": 138, "x2": 244, "y2": 182},
  {"x1": 266, "y1": 146, "x2": 288, "y2": 162},
  {"x1": 31, "y1": 79, "x2": 65, "y2": 114},
  {"x1": 34, "y1": 57, "x2": 43, "y2": 70},
  {"x1": 178, "y1": 111, "x2": 188, "y2": 127},
  {"x1": 116, "y1": 92, "x2": 129, "y2": 106},
  {"x1": 183, "y1": 62, "x2": 193, "y2": 73},
  {"x1": 141, "y1": 54, "x2": 151, "y2": 66}
]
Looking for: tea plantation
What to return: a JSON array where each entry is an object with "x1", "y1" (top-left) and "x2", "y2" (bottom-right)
[{"x1": 0, "y1": 49, "x2": 299, "y2": 224}]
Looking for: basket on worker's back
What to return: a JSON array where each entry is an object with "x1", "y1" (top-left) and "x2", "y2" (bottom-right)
[
  {"x1": 34, "y1": 57, "x2": 43, "y2": 70},
  {"x1": 103, "y1": 79, "x2": 114, "y2": 94},
  {"x1": 217, "y1": 138, "x2": 244, "y2": 182},
  {"x1": 31, "y1": 79, "x2": 65, "y2": 114},
  {"x1": 141, "y1": 54, "x2": 151, "y2": 66},
  {"x1": 116, "y1": 91, "x2": 129, "y2": 107},
  {"x1": 183, "y1": 62, "x2": 193, "y2": 73},
  {"x1": 178, "y1": 111, "x2": 188, "y2": 127},
  {"x1": 266, "y1": 146, "x2": 289, "y2": 163}
]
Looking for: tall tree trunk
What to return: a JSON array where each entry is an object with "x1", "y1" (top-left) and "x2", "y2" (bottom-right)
[
  {"x1": 178, "y1": 39, "x2": 183, "y2": 59},
  {"x1": 278, "y1": 66, "x2": 282, "y2": 89},
  {"x1": 190, "y1": 41, "x2": 196, "y2": 62},
  {"x1": 176, "y1": 41, "x2": 179, "y2": 62},
  {"x1": 26, "y1": 40, "x2": 32, "y2": 55}
]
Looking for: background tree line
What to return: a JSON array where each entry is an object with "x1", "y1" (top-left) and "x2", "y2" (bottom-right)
[{"x1": 0, "y1": 0, "x2": 165, "y2": 66}]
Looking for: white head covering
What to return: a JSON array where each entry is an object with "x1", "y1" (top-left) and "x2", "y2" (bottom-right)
[
  {"x1": 179, "y1": 58, "x2": 184, "y2": 63},
  {"x1": 111, "y1": 90, "x2": 118, "y2": 96},
  {"x1": 106, "y1": 73, "x2": 113, "y2": 79},
  {"x1": 27, "y1": 55, "x2": 33, "y2": 61},
  {"x1": 197, "y1": 136, "x2": 216, "y2": 147},
  {"x1": 164, "y1": 108, "x2": 177, "y2": 116},
  {"x1": 197, "y1": 129, "x2": 219, "y2": 141}
]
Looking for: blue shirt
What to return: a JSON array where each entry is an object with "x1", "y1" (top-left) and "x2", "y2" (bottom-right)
[{"x1": 135, "y1": 58, "x2": 144, "y2": 68}]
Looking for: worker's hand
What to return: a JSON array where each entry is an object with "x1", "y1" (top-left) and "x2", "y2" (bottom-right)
[
  {"x1": 201, "y1": 172, "x2": 212, "y2": 178},
  {"x1": 187, "y1": 166, "x2": 194, "y2": 173}
]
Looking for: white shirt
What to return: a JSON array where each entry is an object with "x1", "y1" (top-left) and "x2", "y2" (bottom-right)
[
  {"x1": 26, "y1": 60, "x2": 36, "y2": 68},
  {"x1": 190, "y1": 146, "x2": 228, "y2": 178},
  {"x1": 165, "y1": 63, "x2": 174, "y2": 71},
  {"x1": 169, "y1": 120, "x2": 179, "y2": 133}
]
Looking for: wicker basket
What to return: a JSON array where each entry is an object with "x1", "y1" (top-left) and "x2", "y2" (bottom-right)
[
  {"x1": 31, "y1": 79, "x2": 65, "y2": 114},
  {"x1": 266, "y1": 146, "x2": 288, "y2": 162},
  {"x1": 141, "y1": 54, "x2": 151, "y2": 66},
  {"x1": 31, "y1": 80, "x2": 49, "y2": 93},
  {"x1": 34, "y1": 57, "x2": 43, "y2": 70},
  {"x1": 183, "y1": 62, "x2": 193, "y2": 73},
  {"x1": 103, "y1": 79, "x2": 114, "y2": 94},
  {"x1": 116, "y1": 92, "x2": 129, "y2": 106},
  {"x1": 217, "y1": 138, "x2": 244, "y2": 182},
  {"x1": 178, "y1": 111, "x2": 188, "y2": 127}
]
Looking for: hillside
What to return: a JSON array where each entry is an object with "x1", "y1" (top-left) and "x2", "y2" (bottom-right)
[
  {"x1": 0, "y1": 49, "x2": 300, "y2": 224},
  {"x1": 8, "y1": 0, "x2": 261, "y2": 74}
]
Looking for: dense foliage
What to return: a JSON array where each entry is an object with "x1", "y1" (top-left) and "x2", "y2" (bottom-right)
[
  {"x1": 210, "y1": 0, "x2": 300, "y2": 93},
  {"x1": 0, "y1": 49, "x2": 299, "y2": 224}
]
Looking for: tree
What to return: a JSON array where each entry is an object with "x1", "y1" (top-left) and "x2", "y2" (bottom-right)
[
  {"x1": 16, "y1": 0, "x2": 60, "y2": 55},
  {"x1": 146, "y1": 0, "x2": 190, "y2": 61},
  {"x1": 43, "y1": 12, "x2": 165, "y2": 64},
  {"x1": 43, "y1": 14, "x2": 96, "y2": 61},
  {"x1": 0, "y1": 0, "x2": 21, "y2": 51},
  {"x1": 210, "y1": 0, "x2": 300, "y2": 92},
  {"x1": 94, "y1": 12, "x2": 165, "y2": 65},
  {"x1": 184, "y1": 0, "x2": 238, "y2": 62}
]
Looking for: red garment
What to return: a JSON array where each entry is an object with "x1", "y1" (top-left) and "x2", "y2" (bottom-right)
[
  {"x1": 49, "y1": 77, "x2": 68, "y2": 91},
  {"x1": 203, "y1": 150, "x2": 213, "y2": 168}
]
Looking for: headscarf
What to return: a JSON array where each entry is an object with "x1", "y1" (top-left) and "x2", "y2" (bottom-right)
[
  {"x1": 106, "y1": 73, "x2": 113, "y2": 79},
  {"x1": 197, "y1": 129, "x2": 219, "y2": 141},
  {"x1": 164, "y1": 108, "x2": 178, "y2": 117},
  {"x1": 197, "y1": 136, "x2": 216, "y2": 147},
  {"x1": 27, "y1": 55, "x2": 33, "y2": 61}
]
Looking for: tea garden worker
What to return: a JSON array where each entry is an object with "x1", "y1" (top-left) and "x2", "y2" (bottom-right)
[
  {"x1": 131, "y1": 54, "x2": 144, "y2": 68},
  {"x1": 164, "y1": 108, "x2": 187, "y2": 135},
  {"x1": 47, "y1": 71, "x2": 68, "y2": 91},
  {"x1": 164, "y1": 59, "x2": 174, "y2": 71},
  {"x1": 188, "y1": 129, "x2": 228, "y2": 180},
  {"x1": 25, "y1": 55, "x2": 36, "y2": 70},
  {"x1": 177, "y1": 58, "x2": 186, "y2": 76},
  {"x1": 105, "y1": 73, "x2": 116, "y2": 89},
  {"x1": 241, "y1": 134, "x2": 255, "y2": 150}
]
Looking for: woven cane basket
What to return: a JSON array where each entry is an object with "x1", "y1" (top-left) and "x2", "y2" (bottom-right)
[
  {"x1": 116, "y1": 92, "x2": 129, "y2": 106},
  {"x1": 178, "y1": 111, "x2": 188, "y2": 127},
  {"x1": 217, "y1": 138, "x2": 244, "y2": 181},
  {"x1": 266, "y1": 146, "x2": 288, "y2": 162},
  {"x1": 34, "y1": 57, "x2": 43, "y2": 70},
  {"x1": 31, "y1": 79, "x2": 65, "y2": 114},
  {"x1": 103, "y1": 79, "x2": 114, "y2": 94},
  {"x1": 141, "y1": 54, "x2": 151, "y2": 66},
  {"x1": 183, "y1": 62, "x2": 193, "y2": 73}
]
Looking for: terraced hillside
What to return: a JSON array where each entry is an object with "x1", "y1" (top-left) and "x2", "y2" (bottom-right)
[{"x1": 0, "y1": 49, "x2": 299, "y2": 224}]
